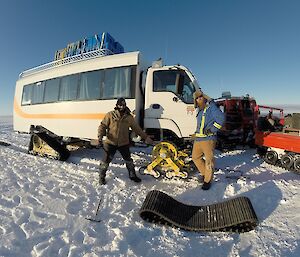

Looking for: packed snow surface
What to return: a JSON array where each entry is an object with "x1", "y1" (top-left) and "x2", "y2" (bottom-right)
[{"x1": 0, "y1": 116, "x2": 299, "y2": 257}]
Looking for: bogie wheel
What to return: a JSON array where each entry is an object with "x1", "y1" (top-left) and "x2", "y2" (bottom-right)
[
  {"x1": 294, "y1": 158, "x2": 300, "y2": 174},
  {"x1": 280, "y1": 154, "x2": 294, "y2": 170},
  {"x1": 264, "y1": 150, "x2": 278, "y2": 165},
  {"x1": 31, "y1": 134, "x2": 60, "y2": 159},
  {"x1": 257, "y1": 146, "x2": 267, "y2": 157}
]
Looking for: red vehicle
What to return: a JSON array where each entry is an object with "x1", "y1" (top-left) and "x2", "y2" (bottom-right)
[
  {"x1": 255, "y1": 130, "x2": 300, "y2": 173},
  {"x1": 215, "y1": 93, "x2": 258, "y2": 148},
  {"x1": 255, "y1": 109, "x2": 300, "y2": 173}
]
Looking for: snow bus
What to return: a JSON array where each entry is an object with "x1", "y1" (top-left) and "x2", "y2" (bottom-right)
[{"x1": 13, "y1": 50, "x2": 200, "y2": 160}]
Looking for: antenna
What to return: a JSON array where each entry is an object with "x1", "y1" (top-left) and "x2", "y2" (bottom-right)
[{"x1": 165, "y1": 34, "x2": 168, "y2": 61}]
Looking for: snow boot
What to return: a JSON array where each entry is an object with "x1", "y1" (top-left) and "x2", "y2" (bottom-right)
[
  {"x1": 99, "y1": 161, "x2": 109, "y2": 185},
  {"x1": 126, "y1": 161, "x2": 141, "y2": 183},
  {"x1": 202, "y1": 181, "x2": 211, "y2": 190}
]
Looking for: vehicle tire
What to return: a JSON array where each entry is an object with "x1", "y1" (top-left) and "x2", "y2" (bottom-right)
[
  {"x1": 257, "y1": 146, "x2": 267, "y2": 157},
  {"x1": 264, "y1": 150, "x2": 278, "y2": 165},
  {"x1": 294, "y1": 158, "x2": 300, "y2": 174},
  {"x1": 280, "y1": 154, "x2": 294, "y2": 170}
]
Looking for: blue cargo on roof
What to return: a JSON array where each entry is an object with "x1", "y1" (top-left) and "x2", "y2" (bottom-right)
[{"x1": 54, "y1": 32, "x2": 124, "y2": 60}]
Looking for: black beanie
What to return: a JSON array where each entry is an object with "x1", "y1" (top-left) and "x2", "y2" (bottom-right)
[{"x1": 116, "y1": 97, "x2": 126, "y2": 105}]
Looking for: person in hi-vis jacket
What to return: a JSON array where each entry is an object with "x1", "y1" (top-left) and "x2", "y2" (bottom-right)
[{"x1": 192, "y1": 89, "x2": 225, "y2": 190}]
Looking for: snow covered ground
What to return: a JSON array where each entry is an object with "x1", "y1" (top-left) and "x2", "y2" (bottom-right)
[{"x1": 0, "y1": 116, "x2": 299, "y2": 257}]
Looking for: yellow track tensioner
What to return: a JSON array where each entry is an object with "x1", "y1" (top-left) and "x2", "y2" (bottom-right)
[{"x1": 145, "y1": 141, "x2": 189, "y2": 179}]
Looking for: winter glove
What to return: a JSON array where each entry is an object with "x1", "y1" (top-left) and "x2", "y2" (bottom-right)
[{"x1": 145, "y1": 136, "x2": 154, "y2": 145}]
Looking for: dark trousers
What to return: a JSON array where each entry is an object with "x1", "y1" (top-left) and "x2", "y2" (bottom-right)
[
  {"x1": 102, "y1": 143, "x2": 133, "y2": 164},
  {"x1": 99, "y1": 143, "x2": 139, "y2": 182}
]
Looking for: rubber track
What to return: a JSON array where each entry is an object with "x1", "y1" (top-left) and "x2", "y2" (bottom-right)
[
  {"x1": 30, "y1": 133, "x2": 70, "y2": 161},
  {"x1": 139, "y1": 190, "x2": 258, "y2": 233}
]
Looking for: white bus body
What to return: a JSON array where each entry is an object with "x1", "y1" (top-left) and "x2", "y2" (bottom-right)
[{"x1": 14, "y1": 50, "x2": 199, "y2": 144}]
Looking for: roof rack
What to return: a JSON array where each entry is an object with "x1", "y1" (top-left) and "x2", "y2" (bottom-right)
[{"x1": 19, "y1": 48, "x2": 114, "y2": 79}]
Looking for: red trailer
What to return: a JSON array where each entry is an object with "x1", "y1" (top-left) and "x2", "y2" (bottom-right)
[{"x1": 255, "y1": 131, "x2": 300, "y2": 173}]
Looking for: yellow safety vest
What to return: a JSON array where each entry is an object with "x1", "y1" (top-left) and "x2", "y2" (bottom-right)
[{"x1": 194, "y1": 106, "x2": 222, "y2": 138}]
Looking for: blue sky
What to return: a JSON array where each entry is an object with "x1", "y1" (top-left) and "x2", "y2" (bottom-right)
[{"x1": 0, "y1": 0, "x2": 299, "y2": 116}]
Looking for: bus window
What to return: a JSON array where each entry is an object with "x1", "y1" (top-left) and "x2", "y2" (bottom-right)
[
  {"x1": 181, "y1": 76, "x2": 194, "y2": 104},
  {"x1": 153, "y1": 70, "x2": 195, "y2": 104},
  {"x1": 44, "y1": 78, "x2": 60, "y2": 103},
  {"x1": 32, "y1": 82, "x2": 45, "y2": 104},
  {"x1": 102, "y1": 66, "x2": 134, "y2": 99},
  {"x1": 153, "y1": 70, "x2": 177, "y2": 93},
  {"x1": 59, "y1": 74, "x2": 79, "y2": 101},
  {"x1": 78, "y1": 70, "x2": 102, "y2": 100},
  {"x1": 21, "y1": 85, "x2": 33, "y2": 105}
]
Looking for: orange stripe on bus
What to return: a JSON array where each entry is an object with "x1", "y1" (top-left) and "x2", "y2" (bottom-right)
[{"x1": 14, "y1": 99, "x2": 105, "y2": 120}]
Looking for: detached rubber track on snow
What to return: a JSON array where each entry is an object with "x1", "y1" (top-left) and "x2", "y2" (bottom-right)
[{"x1": 139, "y1": 190, "x2": 258, "y2": 233}]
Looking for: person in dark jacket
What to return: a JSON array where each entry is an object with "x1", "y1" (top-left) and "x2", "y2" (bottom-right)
[
  {"x1": 257, "y1": 112, "x2": 275, "y2": 132},
  {"x1": 192, "y1": 89, "x2": 225, "y2": 190},
  {"x1": 97, "y1": 97, "x2": 153, "y2": 185}
]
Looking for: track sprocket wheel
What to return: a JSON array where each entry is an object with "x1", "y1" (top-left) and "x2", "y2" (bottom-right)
[
  {"x1": 32, "y1": 134, "x2": 59, "y2": 159},
  {"x1": 151, "y1": 141, "x2": 179, "y2": 172},
  {"x1": 152, "y1": 141, "x2": 178, "y2": 160}
]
